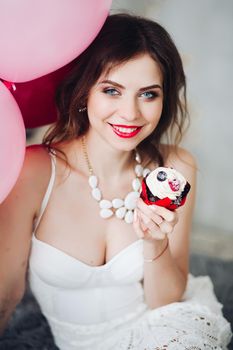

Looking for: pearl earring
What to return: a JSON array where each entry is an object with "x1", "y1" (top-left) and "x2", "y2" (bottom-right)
[{"x1": 78, "y1": 107, "x2": 87, "y2": 113}]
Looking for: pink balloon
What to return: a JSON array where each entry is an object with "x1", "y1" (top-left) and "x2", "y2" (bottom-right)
[
  {"x1": 0, "y1": 0, "x2": 112, "y2": 82},
  {"x1": 0, "y1": 81, "x2": 26, "y2": 203}
]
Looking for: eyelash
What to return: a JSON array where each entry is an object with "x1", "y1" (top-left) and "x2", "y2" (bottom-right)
[
  {"x1": 102, "y1": 88, "x2": 159, "y2": 100},
  {"x1": 103, "y1": 88, "x2": 119, "y2": 96},
  {"x1": 140, "y1": 91, "x2": 158, "y2": 99}
]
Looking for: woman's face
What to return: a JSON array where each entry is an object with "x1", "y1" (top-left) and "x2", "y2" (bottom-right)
[{"x1": 86, "y1": 54, "x2": 163, "y2": 151}]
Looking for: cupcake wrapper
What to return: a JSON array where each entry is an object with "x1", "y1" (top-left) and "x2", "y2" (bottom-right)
[{"x1": 140, "y1": 177, "x2": 191, "y2": 210}]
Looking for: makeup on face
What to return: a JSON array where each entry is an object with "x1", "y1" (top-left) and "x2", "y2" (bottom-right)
[
  {"x1": 87, "y1": 54, "x2": 164, "y2": 149},
  {"x1": 108, "y1": 123, "x2": 143, "y2": 138}
]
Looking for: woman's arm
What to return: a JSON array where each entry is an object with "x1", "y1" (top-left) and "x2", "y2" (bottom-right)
[
  {"x1": 0, "y1": 146, "x2": 50, "y2": 334},
  {"x1": 133, "y1": 147, "x2": 197, "y2": 309}
]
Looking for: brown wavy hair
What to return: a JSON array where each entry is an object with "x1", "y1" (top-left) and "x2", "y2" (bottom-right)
[{"x1": 43, "y1": 13, "x2": 188, "y2": 166}]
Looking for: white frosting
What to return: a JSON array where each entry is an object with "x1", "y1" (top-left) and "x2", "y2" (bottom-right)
[{"x1": 145, "y1": 167, "x2": 186, "y2": 200}]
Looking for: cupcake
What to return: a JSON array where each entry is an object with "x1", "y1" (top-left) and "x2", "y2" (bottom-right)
[{"x1": 140, "y1": 167, "x2": 191, "y2": 210}]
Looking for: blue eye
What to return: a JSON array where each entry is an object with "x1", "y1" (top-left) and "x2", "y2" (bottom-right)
[
  {"x1": 103, "y1": 88, "x2": 119, "y2": 96},
  {"x1": 140, "y1": 91, "x2": 157, "y2": 99}
]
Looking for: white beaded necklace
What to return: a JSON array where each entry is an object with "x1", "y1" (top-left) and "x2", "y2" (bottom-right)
[{"x1": 81, "y1": 136, "x2": 150, "y2": 224}]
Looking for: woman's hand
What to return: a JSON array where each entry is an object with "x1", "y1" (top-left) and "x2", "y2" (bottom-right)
[{"x1": 133, "y1": 198, "x2": 178, "y2": 241}]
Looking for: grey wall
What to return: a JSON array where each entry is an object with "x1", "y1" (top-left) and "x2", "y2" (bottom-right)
[{"x1": 112, "y1": 0, "x2": 233, "y2": 234}]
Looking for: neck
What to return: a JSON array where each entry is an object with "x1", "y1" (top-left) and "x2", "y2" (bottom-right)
[{"x1": 82, "y1": 130, "x2": 136, "y2": 181}]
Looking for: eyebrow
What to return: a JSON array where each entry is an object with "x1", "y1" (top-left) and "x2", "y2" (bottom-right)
[{"x1": 99, "y1": 79, "x2": 162, "y2": 91}]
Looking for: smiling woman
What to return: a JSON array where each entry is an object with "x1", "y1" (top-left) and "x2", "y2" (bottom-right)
[
  {"x1": 0, "y1": 13, "x2": 231, "y2": 350},
  {"x1": 44, "y1": 13, "x2": 186, "y2": 164},
  {"x1": 86, "y1": 54, "x2": 163, "y2": 151}
]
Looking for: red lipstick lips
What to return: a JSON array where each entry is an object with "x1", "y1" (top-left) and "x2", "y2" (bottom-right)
[{"x1": 109, "y1": 123, "x2": 142, "y2": 138}]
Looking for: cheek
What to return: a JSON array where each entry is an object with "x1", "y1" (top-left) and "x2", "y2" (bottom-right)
[
  {"x1": 87, "y1": 94, "x2": 113, "y2": 120},
  {"x1": 143, "y1": 101, "x2": 163, "y2": 125}
]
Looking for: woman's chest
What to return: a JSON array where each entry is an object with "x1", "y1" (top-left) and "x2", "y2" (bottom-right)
[{"x1": 36, "y1": 182, "x2": 139, "y2": 267}]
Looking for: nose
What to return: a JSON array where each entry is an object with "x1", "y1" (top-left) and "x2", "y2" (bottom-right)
[{"x1": 118, "y1": 97, "x2": 140, "y2": 122}]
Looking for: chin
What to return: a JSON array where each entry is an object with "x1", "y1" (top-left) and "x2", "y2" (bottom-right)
[
  {"x1": 109, "y1": 138, "x2": 143, "y2": 153},
  {"x1": 101, "y1": 127, "x2": 152, "y2": 152}
]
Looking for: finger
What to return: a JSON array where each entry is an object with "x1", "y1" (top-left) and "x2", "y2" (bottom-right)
[
  {"x1": 151, "y1": 205, "x2": 178, "y2": 224},
  {"x1": 159, "y1": 221, "x2": 174, "y2": 235},
  {"x1": 144, "y1": 229, "x2": 166, "y2": 240},
  {"x1": 133, "y1": 209, "x2": 145, "y2": 238},
  {"x1": 134, "y1": 209, "x2": 148, "y2": 232},
  {"x1": 138, "y1": 211, "x2": 166, "y2": 240},
  {"x1": 137, "y1": 198, "x2": 164, "y2": 225},
  {"x1": 138, "y1": 210, "x2": 160, "y2": 231},
  {"x1": 140, "y1": 218, "x2": 148, "y2": 232}
]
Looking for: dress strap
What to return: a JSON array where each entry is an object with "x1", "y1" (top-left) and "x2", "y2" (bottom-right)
[{"x1": 33, "y1": 151, "x2": 56, "y2": 233}]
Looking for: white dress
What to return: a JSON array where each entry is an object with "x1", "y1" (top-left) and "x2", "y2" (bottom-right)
[{"x1": 28, "y1": 154, "x2": 232, "y2": 350}]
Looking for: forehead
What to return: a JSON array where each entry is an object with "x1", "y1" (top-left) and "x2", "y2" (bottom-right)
[{"x1": 99, "y1": 54, "x2": 163, "y2": 86}]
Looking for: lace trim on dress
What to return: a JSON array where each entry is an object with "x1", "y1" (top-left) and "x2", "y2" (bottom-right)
[{"x1": 45, "y1": 301, "x2": 231, "y2": 350}]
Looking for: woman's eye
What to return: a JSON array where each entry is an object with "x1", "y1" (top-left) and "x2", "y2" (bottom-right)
[
  {"x1": 140, "y1": 91, "x2": 157, "y2": 99},
  {"x1": 103, "y1": 88, "x2": 119, "y2": 96}
]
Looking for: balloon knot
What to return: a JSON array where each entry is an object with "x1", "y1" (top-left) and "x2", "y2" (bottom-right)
[{"x1": 0, "y1": 79, "x2": 16, "y2": 91}]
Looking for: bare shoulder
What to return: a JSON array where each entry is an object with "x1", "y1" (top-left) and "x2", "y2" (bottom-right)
[
  {"x1": 22, "y1": 144, "x2": 51, "y2": 185},
  {"x1": 161, "y1": 144, "x2": 197, "y2": 183},
  {"x1": 25, "y1": 143, "x2": 50, "y2": 166},
  {"x1": 2, "y1": 144, "x2": 52, "y2": 217},
  {"x1": 25, "y1": 144, "x2": 52, "y2": 204}
]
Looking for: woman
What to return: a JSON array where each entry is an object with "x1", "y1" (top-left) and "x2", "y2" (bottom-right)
[{"x1": 0, "y1": 13, "x2": 231, "y2": 350}]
